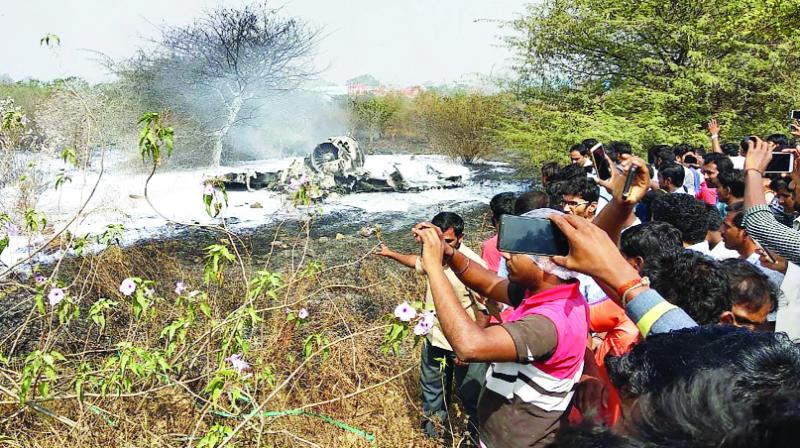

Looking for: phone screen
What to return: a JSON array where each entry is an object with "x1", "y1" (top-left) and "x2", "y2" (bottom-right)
[
  {"x1": 497, "y1": 215, "x2": 569, "y2": 257},
  {"x1": 765, "y1": 152, "x2": 795, "y2": 174},
  {"x1": 790, "y1": 110, "x2": 800, "y2": 120}
]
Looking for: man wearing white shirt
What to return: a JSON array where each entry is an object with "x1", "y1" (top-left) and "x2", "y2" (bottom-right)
[{"x1": 721, "y1": 202, "x2": 785, "y2": 287}]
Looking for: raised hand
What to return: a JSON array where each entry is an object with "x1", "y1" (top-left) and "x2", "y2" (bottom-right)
[
  {"x1": 745, "y1": 137, "x2": 772, "y2": 173},
  {"x1": 412, "y1": 225, "x2": 446, "y2": 271},
  {"x1": 708, "y1": 118, "x2": 721, "y2": 136},
  {"x1": 610, "y1": 156, "x2": 651, "y2": 207}
]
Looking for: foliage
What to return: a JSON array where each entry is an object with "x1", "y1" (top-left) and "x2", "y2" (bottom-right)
[
  {"x1": 501, "y1": 0, "x2": 800, "y2": 168},
  {"x1": 348, "y1": 94, "x2": 407, "y2": 144},
  {"x1": 415, "y1": 91, "x2": 509, "y2": 163},
  {"x1": 137, "y1": 112, "x2": 174, "y2": 165}
]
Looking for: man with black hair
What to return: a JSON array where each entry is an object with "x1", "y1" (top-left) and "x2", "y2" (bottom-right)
[
  {"x1": 540, "y1": 162, "x2": 560, "y2": 188},
  {"x1": 771, "y1": 177, "x2": 800, "y2": 227},
  {"x1": 642, "y1": 250, "x2": 731, "y2": 324},
  {"x1": 706, "y1": 205, "x2": 739, "y2": 260},
  {"x1": 650, "y1": 194, "x2": 711, "y2": 254},
  {"x1": 767, "y1": 133, "x2": 790, "y2": 150},
  {"x1": 375, "y1": 211, "x2": 487, "y2": 439},
  {"x1": 555, "y1": 176, "x2": 600, "y2": 220},
  {"x1": 514, "y1": 191, "x2": 550, "y2": 216},
  {"x1": 719, "y1": 259, "x2": 777, "y2": 331},
  {"x1": 698, "y1": 153, "x2": 731, "y2": 207},
  {"x1": 569, "y1": 143, "x2": 591, "y2": 168},
  {"x1": 620, "y1": 221, "x2": 683, "y2": 272},
  {"x1": 717, "y1": 169, "x2": 745, "y2": 206},
  {"x1": 483, "y1": 193, "x2": 517, "y2": 273},
  {"x1": 608, "y1": 141, "x2": 632, "y2": 164},
  {"x1": 721, "y1": 202, "x2": 784, "y2": 287},
  {"x1": 656, "y1": 163, "x2": 686, "y2": 194}
]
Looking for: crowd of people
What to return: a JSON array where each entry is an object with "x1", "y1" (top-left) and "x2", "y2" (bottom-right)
[{"x1": 375, "y1": 121, "x2": 800, "y2": 447}]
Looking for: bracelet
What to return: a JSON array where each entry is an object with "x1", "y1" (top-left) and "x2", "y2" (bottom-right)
[
  {"x1": 454, "y1": 258, "x2": 471, "y2": 276},
  {"x1": 622, "y1": 277, "x2": 650, "y2": 307},
  {"x1": 744, "y1": 168, "x2": 764, "y2": 177},
  {"x1": 616, "y1": 277, "x2": 643, "y2": 298},
  {"x1": 710, "y1": 134, "x2": 719, "y2": 140}
]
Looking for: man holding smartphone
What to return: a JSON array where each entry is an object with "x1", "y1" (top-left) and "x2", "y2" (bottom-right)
[{"x1": 375, "y1": 211, "x2": 487, "y2": 441}]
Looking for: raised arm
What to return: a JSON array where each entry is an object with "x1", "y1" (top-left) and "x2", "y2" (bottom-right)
[
  {"x1": 708, "y1": 119, "x2": 722, "y2": 154},
  {"x1": 413, "y1": 225, "x2": 522, "y2": 363},
  {"x1": 549, "y1": 214, "x2": 697, "y2": 337},
  {"x1": 374, "y1": 244, "x2": 419, "y2": 269},
  {"x1": 592, "y1": 157, "x2": 650, "y2": 246}
]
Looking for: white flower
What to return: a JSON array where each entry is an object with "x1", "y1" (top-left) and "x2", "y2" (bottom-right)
[
  {"x1": 48, "y1": 288, "x2": 65, "y2": 306},
  {"x1": 119, "y1": 278, "x2": 136, "y2": 296},
  {"x1": 5, "y1": 222, "x2": 19, "y2": 236},
  {"x1": 393, "y1": 301, "x2": 417, "y2": 322},
  {"x1": 34, "y1": 274, "x2": 46, "y2": 285},
  {"x1": 226, "y1": 353, "x2": 251, "y2": 375},
  {"x1": 144, "y1": 287, "x2": 155, "y2": 297},
  {"x1": 203, "y1": 184, "x2": 214, "y2": 196},
  {"x1": 420, "y1": 311, "x2": 436, "y2": 328},
  {"x1": 298, "y1": 308, "x2": 309, "y2": 320},
  {"x1": 413, "y1": 321, "x2": 431, "y2": 336},
  {"x1": 174, "y1": 281, "x2": 187, "y2": 295}
]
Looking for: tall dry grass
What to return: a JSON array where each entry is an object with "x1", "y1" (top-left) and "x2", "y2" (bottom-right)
[{"x1": 0, "y1": 215, "x2": 493, "y2": 447}]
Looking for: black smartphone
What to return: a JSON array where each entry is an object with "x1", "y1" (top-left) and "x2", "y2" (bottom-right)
[
  {"x1": 790, "y1": 110, "x2": 800, "y2": 121},
  {"x1": 498, "y1": 215, "x2": 569, "y2": 257},
  {"x1": 765, "y1": 152, "x2": 795, "y2": 174}
]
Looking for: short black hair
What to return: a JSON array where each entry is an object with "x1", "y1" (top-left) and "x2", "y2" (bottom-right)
[
  {"x1": 489, "y1": 192, "x2": 517, "y2": 222},
  {"x1": 514, "y1": 190, "x2": 550, "y2": 215},
  {"x1": 651, "y1": 194, "x2": 709, "y2": 244},
  {"x1": 569, "y1": 143, "x2": 588, "y2": 156},
  {"x1": 767, "y1": 133, "x2": 790, "y2": 150},
  {"x1": 431, "y1": 211, "x2": 464, "y2": 237},
  {"x1": 720, "y1": 258, "x2": 777, "y2": 313},
  {"x1": 540, "y1": 161, "x2": 560, "y2": 183},
  {"x1": 642, "y1": 251, "x2": 730, "y2": 325},
  {"x1": 771, "y1": 177, "x2": 793, "y2": 192},
  {"x1": 726, "y1": 201, "x2": 746, "y2": 228},
  {"x1": 608, "y1": 141, "x2": 632, "y2": 161},
  {"x1": 721, "y1": 142, "x2": 740, "y2": 157},
  {"x1": 717, "y1": 169, "x2": 745, "y2": 198},
  {"x1": 606, "y1": 325, "x2": 800, "y2": 398},
  {"x1": 620, "y1": 221, "x2": 683, "y2": 262},
  {"x1": 672, "y1": 143, "x2": 694, "y2": 158},
  {"x1": 705, "y1": 204, "x2": 723, "y2": 231},
  {"x1": 658, "y1": 162, "x2": 685, "y2": 188},
  {"x1": 653, "y1": 147, "x2": 676, "y2": 165},
  {"x1": 648, "y1": 144, "x2": 672, "y2": 165},
  {"x1": 581, "y1": 138, "x2": 600, "y2": 152},
  {"x1": 702, "y1": 153, "x2": 734, "y2": 173},
  {"x1": 554, "y1": 176, "x2": 599, "y2": 203}
]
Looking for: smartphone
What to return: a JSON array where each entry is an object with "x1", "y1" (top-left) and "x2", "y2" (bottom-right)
[
  {"x1": 765, "y1": 152, "x2": 795, "y2": 174},
  {"x1": 790, "y1": 110, "x2": 800, "y2": 121},
  {"x1": 498, "y1": 215, "x2": 569, "y2": 257},
  {"x1": 752, "y1": 238, "x2": 776, "y2": 264}
]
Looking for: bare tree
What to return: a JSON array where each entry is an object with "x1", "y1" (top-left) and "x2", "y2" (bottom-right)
[{"x1": 124, "y1": 3, "x2": 318, "y2": 167}]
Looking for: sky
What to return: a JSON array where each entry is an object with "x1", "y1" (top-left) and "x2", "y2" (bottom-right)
[{"x1": 0, "y1": 0, "x2": 530, "y2": 86}]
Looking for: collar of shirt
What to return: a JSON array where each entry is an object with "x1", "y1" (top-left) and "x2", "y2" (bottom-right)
[{"x1": 687, "y1": 240, "x2": 711, "y2": 256}]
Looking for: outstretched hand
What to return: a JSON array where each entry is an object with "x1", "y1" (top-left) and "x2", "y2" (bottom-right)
[
  {"x1": 411, "y1": 225, "x2": 446, "y2": 271},
  {"x1": 374, "y1": 244, "x2": 393, "y2": 258}
]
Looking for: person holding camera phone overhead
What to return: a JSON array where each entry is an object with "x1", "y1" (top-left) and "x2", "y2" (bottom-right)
[{"x1": 412, "y1": 208, "x2": 590, "y2": 447}]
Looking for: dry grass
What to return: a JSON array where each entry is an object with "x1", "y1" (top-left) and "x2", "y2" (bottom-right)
[{"x1": 0, "y1": 217, "x2": 493, "y2": 447}]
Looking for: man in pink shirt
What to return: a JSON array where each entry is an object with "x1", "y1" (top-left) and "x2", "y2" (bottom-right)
[{"x1": 481, "y1": 193, "x2": 517, "y2": 273}]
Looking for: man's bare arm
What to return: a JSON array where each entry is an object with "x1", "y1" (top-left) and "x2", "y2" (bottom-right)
[{"x1": 374, "y1": 244, "x2": 418, "y2": 269}]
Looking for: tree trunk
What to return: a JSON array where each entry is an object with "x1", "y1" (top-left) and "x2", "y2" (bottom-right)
[{"x1": 211, "y1": 94, "x2": 244, "y2": 167}]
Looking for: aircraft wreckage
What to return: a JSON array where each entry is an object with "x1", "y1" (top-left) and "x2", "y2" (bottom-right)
[{"x1": 220, "y1": 137, "x2": 465, "y2": 198}]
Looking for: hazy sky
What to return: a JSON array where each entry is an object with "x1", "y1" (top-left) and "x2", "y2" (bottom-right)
[{"x1": 0, "y1": 0, "x2": 530, "y2": 86}]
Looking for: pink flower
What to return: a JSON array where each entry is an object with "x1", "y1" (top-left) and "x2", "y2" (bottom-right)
[
  {"x1": 226, "y1": 353, "x2": 251, "y2": 375},
  {"x1": 174, "y1": 282, "x2": 187, "y2": 295},
  {"x1": 413, "y1": 321, "x2": 431, "y2": 336},
  {"x1": 288, "y1": 174, "x2": 309, "y2": 191},
  {"x1": 119, "y1": 278, "x2": 136, "y2": 296},
  {"x1": 393, "y1": 302, "x2": 416, "y2": 322},
  {"x1": 34, "y1": 274, "x2": 46, "y2": 285},
  {"x1": 203, "y1": 184, "x2": 214, "y2": 196},
  {"x1": 48, "y1": 288, "x2": 65, "y2": 306},
  {"x1": 298, "y1": 308, "x2": 309, "y2": 320}
]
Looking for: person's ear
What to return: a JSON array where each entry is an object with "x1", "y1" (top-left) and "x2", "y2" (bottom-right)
[
  {"x1": 632, "y1": 256, "x2": 645, "y2": 272},
  {"x1": 587, "y1": 202, "x2": 598, "y2": 216},
  {"x1": 719, "y1": 311, "x2": 736, "y2": 325}
]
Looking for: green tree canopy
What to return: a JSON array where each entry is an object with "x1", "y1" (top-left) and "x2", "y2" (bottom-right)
[{"x1": 502, "y1": 0, "x2": 800, "y2": 167}]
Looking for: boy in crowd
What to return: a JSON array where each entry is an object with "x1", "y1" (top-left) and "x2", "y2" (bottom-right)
[{"x1": 482, "y1": 192, "x2": 517, "y2": 273}]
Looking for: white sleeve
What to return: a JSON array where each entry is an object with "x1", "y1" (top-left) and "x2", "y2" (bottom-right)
[{"x1": 776, "y1": 262, "x2": 800, "y2": 340}]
